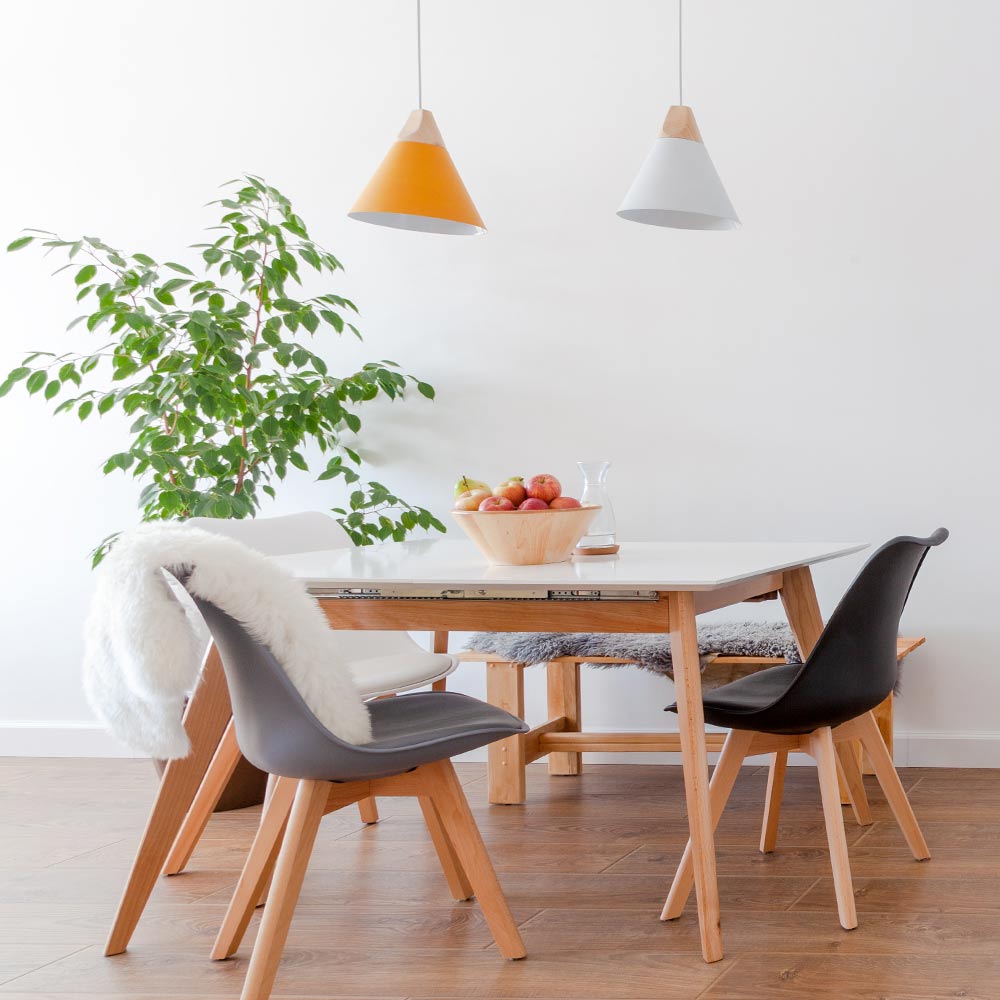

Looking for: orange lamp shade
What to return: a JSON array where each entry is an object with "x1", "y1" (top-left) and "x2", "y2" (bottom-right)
[{"x1": 349, "y1": 110, "x2": 485, "y2": 236}]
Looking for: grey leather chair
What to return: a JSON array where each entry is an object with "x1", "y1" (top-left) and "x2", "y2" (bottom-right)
[{"x1": 190, "y1": 596, "x2": 529, "y2": 1000}]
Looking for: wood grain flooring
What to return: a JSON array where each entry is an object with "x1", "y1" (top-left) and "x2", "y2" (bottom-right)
[{"x1": 0, "y1": 757, "x2": 998, "y2": 998}]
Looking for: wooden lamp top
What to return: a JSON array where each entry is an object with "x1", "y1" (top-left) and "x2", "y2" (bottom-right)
[{"x1": 659, "y1": 105, "x2": 703, "y2": 142}]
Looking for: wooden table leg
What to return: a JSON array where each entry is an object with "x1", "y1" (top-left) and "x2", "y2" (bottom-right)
[
  {"x1": 667, "y1": 591, "x2": 724, "y2": 963},
  {"x1": 546, "y1": 659, "x2": 582, "y2": 776},
  {"x1": 486, "y1": 661, "x2": 526, "y2": 805},
  {"x1": 104, "y1": 646, "x2": 232, "y2": 956}
]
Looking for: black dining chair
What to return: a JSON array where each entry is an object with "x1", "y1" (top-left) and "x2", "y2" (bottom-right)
[
  {"x1": 187, "y1": 594, "x2": 529, "y2": 1000},
  {"x1": 660, "y1": 529, "x2": 948, "y2": 931}
]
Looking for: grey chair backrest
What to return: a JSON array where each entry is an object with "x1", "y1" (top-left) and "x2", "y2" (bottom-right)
[{"x1": 191, "y1": 594, "x2": 374, "y2": 780}]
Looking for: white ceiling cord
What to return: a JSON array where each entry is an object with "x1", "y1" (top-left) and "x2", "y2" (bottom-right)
[
  {"x1": 416, "y1": 0, "x2": 423, "y2": 109},
  {"x1": 678, "y1": 0, "x2": 684, "y2": 107}
]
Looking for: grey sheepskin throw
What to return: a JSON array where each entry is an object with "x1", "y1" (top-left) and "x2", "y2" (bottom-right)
[{"x1": 465, "y1": 621, "x2": 802, "y2": 679}]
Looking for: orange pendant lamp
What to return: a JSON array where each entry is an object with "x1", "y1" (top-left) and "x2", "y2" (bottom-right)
[{"x1": 349, "y1": 1, "x2": 485, "y2": 236}]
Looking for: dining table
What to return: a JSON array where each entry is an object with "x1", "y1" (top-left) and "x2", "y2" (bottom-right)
[{"x1": 104, "y1": 537, "x2": 865, "y2": 965}]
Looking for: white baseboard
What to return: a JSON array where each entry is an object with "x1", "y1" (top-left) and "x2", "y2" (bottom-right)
[
  {"x1": 3, "y1": 723, "x2": 1000, "y2": 768},
  {"x1": 0, "y1": 722, "x2": 138, "y2": 758}
]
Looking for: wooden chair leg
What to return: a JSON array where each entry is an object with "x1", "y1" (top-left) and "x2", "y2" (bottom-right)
[
  {"x1": 423, "y1": 760, "x2": 526, "y2": 959},
  {"x1": 240, "y1": 779, "x2": 329, "y2": 1000},
  {"x1": 432, "y1": 631, "x2": 449, "y2": 691},
  {"x1": 836, "y1": 742, "x2": 873, "y2": 826},
  {"x1": 856, "y1": 711, "x2": 930, "y2": 860},
  {"x1": 357, "y1": 797, "x2": 379, "y2": 824},
  {"x1": 163, "y1": 717, "x2": 242, "y2": 876},
  {"x1": 105, "y1": 647, "x2": 232, "y2": 956},
  {"x1": 419, "y1": 794, "x2": 474, "y2": 900},
  {"x1": 661, "y1": 728, "x2": 756, "y2": 920},
  {"x1": 809, "y1": 727, "x2": 858, "y2": 930},
  {"x1": 864, "y1": 694, "x2": 894, "y2": 775},
  {"x1": 211, "y1": 776, "x2": 297, "y2": 961},
  {"x1": 759, "y1": 750, "x2": 788, "y2": 854},
  {"x1": 486, "y1": 662, "x2": 526, "y2": 805},
  {"x1": 546, "y1": 659, "x2": 582, "y2": 776}
]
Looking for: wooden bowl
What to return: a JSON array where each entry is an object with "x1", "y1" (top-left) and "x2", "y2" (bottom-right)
[{"x1": 451, "y1": 505, "x2": 601, "y2": 566}]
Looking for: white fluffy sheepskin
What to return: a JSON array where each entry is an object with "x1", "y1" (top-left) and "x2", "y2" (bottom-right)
[{"x1": 82, "y1": 523, "x2": 372, "y2": 759}]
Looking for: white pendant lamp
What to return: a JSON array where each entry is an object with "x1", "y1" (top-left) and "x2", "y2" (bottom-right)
[
  {"x1": 348, "y1": 0, "x2": 485, "y2": 236},
  {"x1": 618, "y1": 0, "x2": 739, "y2": 231}
]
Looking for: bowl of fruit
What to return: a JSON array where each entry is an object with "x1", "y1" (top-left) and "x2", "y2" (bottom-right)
[{"x1": 451, "y1": 474, "x2": 600, "y2": 566}]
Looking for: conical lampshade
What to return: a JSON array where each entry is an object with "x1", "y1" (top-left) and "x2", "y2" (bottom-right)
[
  {"x1": 618, "y1": 106, "x2": 738, "y2": 231},
  {"x1": 349, "y1": 110, "x2": 485, "y2": 236}
]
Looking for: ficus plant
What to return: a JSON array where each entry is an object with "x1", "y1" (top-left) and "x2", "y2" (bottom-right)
[{"x1": 2, "y1": 175, "x2": 446, "y2": 564}]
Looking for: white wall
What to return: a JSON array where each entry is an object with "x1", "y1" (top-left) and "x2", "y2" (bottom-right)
[{"x1": 1, "y1": 0, "x2": 997, "y2": 763}]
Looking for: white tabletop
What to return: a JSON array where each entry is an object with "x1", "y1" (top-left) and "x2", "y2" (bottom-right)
[{"x1": 273, "y1": 539, "x2": 867, "y2": 594}]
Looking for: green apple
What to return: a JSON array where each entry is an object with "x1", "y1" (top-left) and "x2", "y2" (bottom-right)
[{"x1": 454, "y1": 475, "x2": 489, "y2": 498}]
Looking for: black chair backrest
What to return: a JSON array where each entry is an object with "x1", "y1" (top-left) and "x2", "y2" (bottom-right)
[{"x1": 753, "y1": 529, "x2": 948, "y2": 734}]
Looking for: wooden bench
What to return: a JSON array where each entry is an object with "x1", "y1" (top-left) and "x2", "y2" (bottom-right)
[{"x1": 458, "y1": 636, "x2": 925, "y2": 804}]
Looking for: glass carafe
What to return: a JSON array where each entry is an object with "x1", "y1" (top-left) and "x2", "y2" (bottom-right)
[{"x1": 577, "y1": 460, "x2": 617, "y2": 549}]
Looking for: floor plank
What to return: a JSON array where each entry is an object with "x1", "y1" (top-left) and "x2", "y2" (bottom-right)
[
  {"x1": 0, "y1": 758, "x2": 996, "y2": 999},
  {"x1": 700, "y1": 954, "x2": 1000, "y2": 999}
]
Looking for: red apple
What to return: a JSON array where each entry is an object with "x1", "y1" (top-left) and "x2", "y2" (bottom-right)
[
  {"x1": 549, "y1": 496, "x2": 581, "y2": 509},
  {"x1": 478, "y1": 496, "x2": 515, "y2": 512},
  {"x1": 493, "y1": 476, "x2": 527, "y2": 507},
  {"x1": 453, "y1": 488, "x2": 491, "y2": 511},
  {"x1": 526, "y1": 474, "x2": 561, "y2": 503},
  {"x1": 518, "y1": 497, "x2": 549, "y2": 510}
]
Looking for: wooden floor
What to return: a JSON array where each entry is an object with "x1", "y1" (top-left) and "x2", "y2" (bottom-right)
[{"x1": 1, "y1": 758, "x2": 998, "y2": 999}]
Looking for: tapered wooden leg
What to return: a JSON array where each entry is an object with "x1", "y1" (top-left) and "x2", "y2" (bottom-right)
[
  {"x1": 759, "y1": 751, "x2": 787, "y2": 853},
  {"x1": 212, "y1": 777, "x2": 297, "y2": 961},
  {"x1": 810, "y1": 727, "x2": 858, "y2": 930},
  {"x1": 856, "y1": 711, "x2": 930, "y2": 860},
  {"x1": 105, "y1": 647, "x2": 232, "y2": 956},
  {"x1": 419, "y1": 795, "x2": 473, "y2": 900},
  {"x1": 546, "y1": 659, "x2": 582, "y2": 776},
  {"x1": 864, "y1": 694, "x2": 894, "y2": 775},
  {"x1": 423, "y1": 760, "x2": 525, "y2": 959},
  {"x1": 163, "y1": 717, "x2": 241, "y2": 876},
  {"x1": 836, "y1": 741, "x2": 873, "y2": 826},
  {"x1": 486, "y1": 662, "x2": 526, "y2": 805},
  {"x1": 240, "y1": 779, "x2": 329, "y2": 1000},
  {"x1": 667, "y1": 592, "x2": 724, "y2": 963},
  {"x1": 432, "y1": 630, "x2": 449, "y2": 691},
  {"x1": 662, "y1": 728, "x2": 756, "y2": 920},
  {"x1": 357, "y1": 797, "x2": 379, "y2": 824}
]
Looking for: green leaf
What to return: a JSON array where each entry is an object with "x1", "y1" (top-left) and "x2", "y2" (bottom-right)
[
  {"x1": 416, "y1": 381, "x2": 435, "y2": 399},
  {"x1": 44, "y1": 380, "x2": 60, "y2": 400},
  {"x1": 78, "y1": 400, "x2": 93, "y2": 420},
  {"x1": 26, "y1": 371, "x2": 46, "y2": 395},
  {"x1": 75, "y1": 264, "x2": 98, "y2": 285},
  {"x1": 165, "y1": 261, "x2": 195, "y2": 275},
  {"x1": 202, "y1": 247, "x2": 223, "y2": 264},
  {"x1": 6, "y1": 235, "x2": 34, "y2": 252}
]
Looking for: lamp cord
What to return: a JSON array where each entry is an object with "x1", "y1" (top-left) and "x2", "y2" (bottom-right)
[
  {"x1": 417, "y1": 0, "x2": 423, "y2": 109},
  {"x1": 678, "y1": 0, "x2": 684, "y2": 106}
]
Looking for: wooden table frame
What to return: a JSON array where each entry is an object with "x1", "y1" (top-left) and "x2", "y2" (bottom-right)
[{"x1": 103, "y1": 562, "x2": 826, "y2": 965}]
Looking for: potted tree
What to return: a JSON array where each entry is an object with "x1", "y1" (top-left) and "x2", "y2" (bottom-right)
[{"x1": 2, "y1": 175, "x2": 445, "y2": 563}]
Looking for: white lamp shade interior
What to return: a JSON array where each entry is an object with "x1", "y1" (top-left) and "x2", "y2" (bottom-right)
[
  {"x1": 618, "y1": 137, "x2": 739, "y2": 231},
  {"x1": 347, "y1": 211, "x2": 483, "y2": 236}
]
